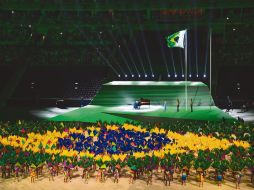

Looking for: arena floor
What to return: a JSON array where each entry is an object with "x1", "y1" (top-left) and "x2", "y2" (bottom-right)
[
  {"x1": 0, "y1": 169, "x2": 253, "y2": 190},
  {"x1": 47, "y1": 105, "x2": 233, "y2": 123},
  {"x1": 0, "y1": 105, "x2": 234, "y2": 124}
]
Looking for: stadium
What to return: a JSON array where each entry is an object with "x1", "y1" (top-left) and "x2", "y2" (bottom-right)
[{"x1": 0, "y1": 1, "x2": 254, "y2": 190}]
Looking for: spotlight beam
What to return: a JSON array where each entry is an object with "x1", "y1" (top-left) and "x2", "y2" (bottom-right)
[
  {"x1": 95, "y1": 49, "x2": 120, "y2": 75},
  {"x1": 107, "y1": 32, "x2": 133, "y2": 75},
  {"x1": 206, "y1": 10, "x2": 214, "y2": 80},
  {"x1": 164, "y1": 16, "x2": 175, "y2": 77},
  {"x1": 188, "y1": 34, "x2": 192, "y2": 78},
  {"x1": 74, "y1": 24, "x2": 123, "y2": 76},
  {"x1": 73, "y1": 11, "x2": 124, "y2": 76},
  {"x1": 194, "y1": 21, "x2": 199, "y2": 77},
  {"x1": 135, "y1": 12, "x2": 154, "y2": 75},
  {"x1": 123, "y1": 38, "x2": 140, "y2": 76},
  {"x1": 111, "y1": 13, "x2": 140, "y2": 76},
  {"x1": 95, "y1": 33, "x2": 125, "y2": 75},
  {"x1": 126, "y1": 15, "x2": 146, "y2": 75},
  {"x1": 109, "y1": 51, "x2": 126, "y2": 75},
  {"x1": 204, "y1": 30, "x2": 210, "y2": 76},
  {"x1": 170, "y1": 50, "x2": 176, "y2": 75},
  {"x1": 179, "y1": 49, "x2": 184, "y2": 77},
  {"x1": 96, "y1": 34, "x2": 126, "y2": 74},
  {"x1": 156, "y1": 27, "x2": 169, "y2": 75},
  {"x1": 192, "y1": 0, "x2": 199, "y2": 77},
  {"x1": 139, "y1": 25, "x2": 154, "y2": 75}
]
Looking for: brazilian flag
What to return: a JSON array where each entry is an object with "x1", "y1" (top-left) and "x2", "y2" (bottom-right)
[{"x1": 166, "y1": 30, "x2": 186, "y2": 48}]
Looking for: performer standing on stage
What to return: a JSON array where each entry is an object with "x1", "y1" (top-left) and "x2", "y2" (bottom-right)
[
  {"x1": 190, "y1": 98, "x2": 193, "y2": 112},
  {"x1": 176, "y1": 98, "x2": 180, "y2": 112},
  {"x1": 80, "y1": 97, "x2": 85, "y2": 107},
  {"x1": 226, "y1": 96, "x2": 233, "y2": 112},
  {"x1": 164, "y1": 101, "x2": 167, "y2": 111}
]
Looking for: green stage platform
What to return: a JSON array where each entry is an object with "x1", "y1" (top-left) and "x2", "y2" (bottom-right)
[
  {"x1": 50, "y1": 105, "x2": 233, "y2": 123},
  {"x1": 91, "y1": 81, "x2": 214, "y2": 106},
  {"x1": 50, "y1": 81, "x2": 233, "y2": 123}
]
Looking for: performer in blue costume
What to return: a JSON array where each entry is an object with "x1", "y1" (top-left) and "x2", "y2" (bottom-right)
[{"x1": 134, "y1": 100, "x2": 139, "y2": 109}]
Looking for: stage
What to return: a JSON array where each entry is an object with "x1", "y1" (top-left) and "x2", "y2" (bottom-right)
[
  {"x1": 0, "y1": 81, "x2": 234, "y2": 123},
  {"x1": 47, "y1": 81, "x2": 233, "y2": 123}
]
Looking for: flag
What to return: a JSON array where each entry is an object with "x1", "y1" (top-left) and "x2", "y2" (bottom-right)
[{"x1": 166, "y1": 30, "x2": 186, "y2": 48}]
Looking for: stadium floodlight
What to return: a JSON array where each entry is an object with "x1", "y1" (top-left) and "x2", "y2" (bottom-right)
[
  {"x1": 233, "y1": 28, "x2": 236, "y2": 31},
  {"x1": 11, "y1": 10, "x2": 15, "y2": 14},
  {"x1": 118, "y1": 74, "x2": 121, "y2": 78},
  {"x1": 152, "y1": 74, "x2": 154, "y2": 78},
  {"x1": 28, "y1": 24, "x2": 32, "y2": 28},
  {"x1": 175, "y1": 74, "x2": 177, "y2": 78},
  {"x1": 227, "y1": 17, "x2": 229, "y2": 20},
  {"x1": 145, "y1": 74, "x2": 147, "y2": 78},
  {"x1": 138, "y1": 74, "x2": 141, "y2": 78},
  {"x1": 125, "y1": 74, "x2": 127, "y2": 78},
  {"x1": 189, "y1": 74, "x2": 192, "y2": 77},
  {"x1": 168, "y1": 74, "x2": 170, "y2": 77},
  {"x1": 75, "y1": 82, "x2": 78, "y2": 85},
  {"x1": 60, "y1": 32, "x2": 63, "y2": 35},
  {"x1": 203, "y1": 74, "x2": 206, "y2": 78},
  {"x1": 182, "y1": 74, "x2": 184, "y2": 78},
  {"x1": 197, "y1": 74, "x2": 199, "y2": 77},
  {"x1": 132, "y1": 74, "x2": 134, "y2": 78}
]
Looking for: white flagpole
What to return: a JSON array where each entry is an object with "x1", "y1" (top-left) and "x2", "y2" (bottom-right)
[{"x1": 185, "y1": 30, "x2": 188, "y2": 111}]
